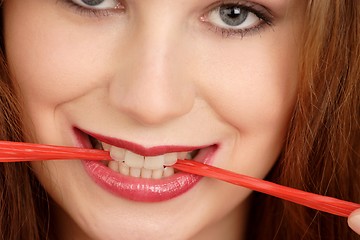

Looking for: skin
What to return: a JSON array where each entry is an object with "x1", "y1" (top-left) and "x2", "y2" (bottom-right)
[
  {"x1": 349, "y1": 210, "x2": 360, "y2": 235},
  {"x1": 3, "y1": 0, "x2": 306, "y2": 239}
]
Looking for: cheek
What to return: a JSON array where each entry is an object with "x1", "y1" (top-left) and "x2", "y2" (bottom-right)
[
  {"x1": 198, "y1": 38, "x2": 298, "y2": 137},
  {"x1": 209, "y1": 64, "x2": 297, "y2": 135},
  {"x1": 6, "y1": 31, "x2": 104, "y2": 107},
  {"x1": 3, "y1": 2, "x2": 119, "y2": 144},
  {"x1": 4, "y1": 3, "x2": 115, "y2": 109},
  {"x1": 195, "y1": 37, "x2": 298, "y2": 171}
]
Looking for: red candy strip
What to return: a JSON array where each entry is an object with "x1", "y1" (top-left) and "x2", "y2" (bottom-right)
[
  {"x1": 0, "y1": 141, "x2": 111, "y2": 161},
  {"x1": 173, "y1": 160, "x2": 360, "y2": 217},
  {"x1": 0, "y1": 141, "x2": 358, "y2": 217}
]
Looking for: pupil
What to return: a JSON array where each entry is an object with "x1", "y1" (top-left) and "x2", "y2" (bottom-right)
[
  {"x1": 81, "y1": 0, "x2": 105, "y2": 6},
  {"x1": 219, "y1": 5, "x2": 248, "y2": 26}
]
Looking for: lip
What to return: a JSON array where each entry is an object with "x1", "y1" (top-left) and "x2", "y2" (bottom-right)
[
  {"x1": 81, "y1": 129, "x2": 205, "y2": 156},
  {"x1": 75, "y1": 128, "x2": 218, "y2": 202}
]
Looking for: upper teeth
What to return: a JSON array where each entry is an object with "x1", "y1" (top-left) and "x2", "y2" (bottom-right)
[{"x1": 102, "y1": 142, "x2": 192, "y2": 178}]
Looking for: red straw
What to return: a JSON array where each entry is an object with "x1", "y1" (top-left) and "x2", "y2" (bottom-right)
[{"x1": 0, "y1": 141, "x2": 358, "y2": 217}]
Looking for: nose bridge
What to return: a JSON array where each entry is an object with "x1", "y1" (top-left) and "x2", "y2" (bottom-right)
[{"x1": 109, "y1": 13, "x2": 194, "y2": 125}]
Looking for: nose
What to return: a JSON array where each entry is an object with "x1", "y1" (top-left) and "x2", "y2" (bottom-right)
[{"x1": 108, "y1": 23, "x2": 195, "y2": 125}]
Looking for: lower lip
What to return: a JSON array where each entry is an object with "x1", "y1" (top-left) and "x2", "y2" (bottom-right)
[
  {"x1": 78, "y1": 133, "x2": 216, "y2": 202},
  {"x1": 83, "y1": 161, "x2": 202, "y2": 202}
]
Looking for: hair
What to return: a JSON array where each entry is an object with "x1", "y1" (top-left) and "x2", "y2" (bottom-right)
[
  {"x1": 0, "y1": 20, "x2": 51, "y2": 240},
  {"x1": 0, "y1": 3, "x2": 52, "y2": 240},
  {"x1": 0, "y1": 0, "x2": 359, "y2": 239},
  {"x1": 247, "y1": 0, "x2": 360, "y2": 239}
]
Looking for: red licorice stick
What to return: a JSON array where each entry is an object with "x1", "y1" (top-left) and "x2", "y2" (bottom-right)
[
  {"x1": 0, "y1": 141, "x2": 111, "y2": 161},
  {"x1": 172, "y1": 160, "x2": 360, "y2": 217},
  {"x1": 0, "y1": 140, "x2": 359, "y2": 217}
]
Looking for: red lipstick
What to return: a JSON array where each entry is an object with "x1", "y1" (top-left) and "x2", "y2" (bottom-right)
[
  {"x1": 75, "y1": 128, "x2": 217, "y2": 202},
  {"x1": 82, "y1": 129, "x2": 205, "y2": 156}
]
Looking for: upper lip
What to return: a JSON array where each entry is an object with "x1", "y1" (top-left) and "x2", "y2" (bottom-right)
[{"x1": 79, "y1": 128, "x2": 211, "y2": 156}]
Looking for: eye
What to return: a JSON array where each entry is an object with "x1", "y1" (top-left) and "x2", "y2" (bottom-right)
[
  {"x1": 70, "y1": 0, "x2": 122, "y2": 10},
  {"x1": 202, "y1": 3, "x2": 273, "y2": 37},
  {"x1": 209, "y1": 4, "x2": 259, "y2": 29}
]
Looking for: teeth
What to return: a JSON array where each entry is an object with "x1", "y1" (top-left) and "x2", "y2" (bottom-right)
[
  {"x1": 164, "y1": 152, "x2": 177, "y2": 166},
  {"x1": 119, "y1": 162, "x2": 130, "y2": 176},
  {"x1": 141, "y1": 168, "x2": 152, "y2": 179},
  {"x1": 152, "y1": 169, "x2": 163, "y2": 179},
  {"x1": 104, "y1": 143, "x2": 198, "y2": 179},
  {"x1": 177, "y1": 152, "x2": 187, "y2": 160},
  {"x1": 130, "y1": 167, "x2": 141, "y2": 178},
  {"x1": 124, "y1": 151, "x2": 144, "y2": 168},
  {"x1": 102, "y1": 142, "x2": 112, "y2": 151},
  {"x1": 108, "y1": 160, "x2": 119, "y2": 172},
  {"x1": 144, "y1": 155, "x2": 165, "y2": 170},
  {"x1": 109, "y1": 145, "x2": 125, "y2": 161},
  {"x1": 163, "y1": 167, "x2": 174, "y2": 177}
]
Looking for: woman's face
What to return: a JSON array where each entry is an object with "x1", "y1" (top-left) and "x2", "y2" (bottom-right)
[{"x1": 4, "y1": 0, "x2": 303, "y2": 239}]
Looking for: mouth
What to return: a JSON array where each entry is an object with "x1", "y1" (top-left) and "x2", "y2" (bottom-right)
[
  {"x1": 76, "y1": 128, "x2": 217, "y2": 202},
  {"x1": 89, "y1": 136, "x2": 201, "y2": 180}
]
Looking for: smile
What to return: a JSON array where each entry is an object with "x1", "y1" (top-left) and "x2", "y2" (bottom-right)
[
  {"x1": 99, "y1": 140, "x2": 198, "y2": 179},
  {"x1": 75, "y1": 128, "x2": 217, "y2": 202}
]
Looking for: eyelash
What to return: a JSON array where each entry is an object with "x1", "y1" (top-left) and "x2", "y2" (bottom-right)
[
  {"x1": 59, "y1": 0, "x2": 274, "y2": 38},
  {"x1": 59, "y1": 0, "x2": 125, "y2": 17},
  {"x1": 202, "y1": 1, "x2": 274, "y2": 38}
]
